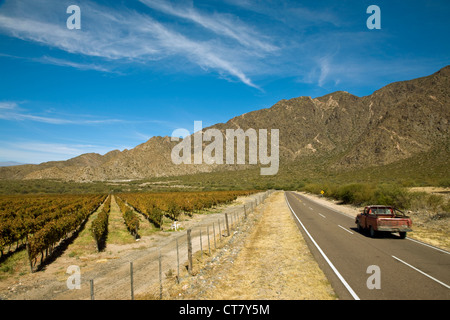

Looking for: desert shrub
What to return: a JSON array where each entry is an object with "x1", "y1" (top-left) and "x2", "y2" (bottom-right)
[
  {"x1": 438, "y1": 179, "x2": 450, "y2": 188},
  {"x1": 425, "y1": 194, "x2": 444, "y2": 211},
  {"x1": 304, "y1": 180, "x2": 448, "y2": 214},
  {"x1": 429, "y1": 212, "x2": 450, "y2": 221},
  {"x1": 443, "y1": 199, "x2": 450, "y2": 213},
  {"x1": 334, "y1": 184, "x2": 357, "y2": 204},
  {"x1": 303, "y1": 183, "x2": 334, "y2": 195},
  {"x1": 407, "y1": 191, "x2": 429, "y2": 212},
  {"x1": 400, "y1": 179, "x2": 417, "y2": 187},
  {"x1": 394, "y1": 191, "x2": 447, "y2": 213},
  {"x1": 371, "y1": 184, "x2": 411, "y2": 209},
  {"x1": 333, "y1": 183, "x2": 375, "y2": 205},
  {"x1": 303, "y1": 183, "x2": 322, "y2": 194}
]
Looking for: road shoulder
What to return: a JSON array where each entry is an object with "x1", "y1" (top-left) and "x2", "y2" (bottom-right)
[{"x1": 167, "y1": 191, "x2": 337, "y2": 300}]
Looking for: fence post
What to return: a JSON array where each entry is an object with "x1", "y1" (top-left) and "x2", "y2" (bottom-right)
[
  {"x1": 90, "y1": 279, "x2": 94, "y2": 300},
  {"x1": 130, "y1": 262, "x2": 134, "y2": 300},
  {"x1": 244, "y1": 205, "x2": 247, "y2": 219},
  {"x1": 200, "y1": 229, "x2": 203, "y2": 258},
  {"x1": 213, "y1": 223, "x2": 216, "y2": 249},
  {"x1": 176, "y1": 238, "x2": 180, "y2": 283},
  {"x1": 225, "y1": 213, "x2": 230, "y2": 236},
  {"x1": 187, "y1": 229, "x2": 192, "y2": 275},
  {"x1": 218, "y1": 219, "x2": 222, "y2": 240},
  {"x1": 230, "y1": 212, "x2": 233, "y2": 229},
  {"x1": 207, "y1": 226, "x2": 211, "y2": 255},
  {"x1": 159, "y1": 249, "x2": 162, "y2": 300}
]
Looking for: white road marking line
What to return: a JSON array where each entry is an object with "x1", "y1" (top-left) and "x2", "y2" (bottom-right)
[
  {"x1": 392, "y1": 255, "x2": 450, "y2": 290},
  {"x1": 294, "y1": 192, "x2": 354, "y2": 219},
  {"x1": 298, "y1": 193, "x2": 450, "y2": 256},
  {"x1": 285, "y1": 193, "x2": 360, "y2": 300},
  {"x1": 338, "y1": 225, "x2": 354, "y2": 234},
  {"x1": 309, "y1": 207, "x2": 313, "y2": 210},
  {"x1": 318, "y1": 213, "x2": 326, "y2": 218},
  {"x1": 406, "y1": 237, "x2": 450, "y2": 255}
]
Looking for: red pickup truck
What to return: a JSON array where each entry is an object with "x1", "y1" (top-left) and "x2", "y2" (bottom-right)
[{"x1": 355, "y1": 205, "x2": 412, "y2": 239}]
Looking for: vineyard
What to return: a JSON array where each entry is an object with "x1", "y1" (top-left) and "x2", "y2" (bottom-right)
[
  {"x1": 117, "y1": 190, "x2": 257, "y2": 228},
  {"x1": 0, "y1": 194, "x2": 105, "y2": 270},
  {"x1": 0, "y1": 190, "x2": 257, "y2": 272}
]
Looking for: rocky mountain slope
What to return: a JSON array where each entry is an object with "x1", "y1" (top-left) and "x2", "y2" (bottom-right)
[{"x1": 1, "y1": 66, "x2": 449, "y2": 182}]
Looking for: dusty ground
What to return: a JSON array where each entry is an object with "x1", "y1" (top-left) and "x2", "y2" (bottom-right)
[
  {"x1": 408, "y1": 187, "x2": 450, "y2": 196},
  {"x1": 143, "y1": 191, "x2": 336, "y2": 300}
]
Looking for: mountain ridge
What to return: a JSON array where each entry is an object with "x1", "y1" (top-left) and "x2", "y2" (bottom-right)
[{"x1": 1, "y1": 66, "x2": 449, "y2": 182}]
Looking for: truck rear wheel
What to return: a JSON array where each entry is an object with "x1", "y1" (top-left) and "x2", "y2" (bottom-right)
[
  {"x1": 399, "y1": 232, "x2": 407, "y2": 239},
  {"x1": 356, "y1": 220, "x2": 362, "y2": 233},
  {"x1": 369, "y1": 226, "x2": 377, "y2": 238}
]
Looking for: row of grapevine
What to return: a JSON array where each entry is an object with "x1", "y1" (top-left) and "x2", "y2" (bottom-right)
[
  {"x1": 122, "y1": 195, "x2": 163, "y2": 228},
  {"x1": 25, "y1": 194, "x2": 107, "y2": 269},
  {"x1": 115, "y1": 196, "x2": 140, "y2": 239},
  {"x1": 117, "y1": 190, "x2": 258, "y2": 228},
  {"x1": 0, "y1": 194, "x2": 105, "y2": 258},
  {"x1": 90, "y1": 196, "x2": 111, "y2": 252}
]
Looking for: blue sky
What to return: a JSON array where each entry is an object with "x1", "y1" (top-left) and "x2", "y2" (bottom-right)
[{"x1": 0, "y1": 0, "x2": 449, "y2": 164}]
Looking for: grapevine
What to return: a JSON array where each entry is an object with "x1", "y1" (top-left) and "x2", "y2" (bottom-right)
[
  {"x1": 90, "y1": 195, "x2": 111, "y2": 252},
  {"x1": 115, "y1": 196, "x2": 140, "y2": 239}
]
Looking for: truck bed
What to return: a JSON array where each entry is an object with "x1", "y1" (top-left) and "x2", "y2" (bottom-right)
[{"x1": 376, "y1": 217, "x2": 412, "y2": 232}]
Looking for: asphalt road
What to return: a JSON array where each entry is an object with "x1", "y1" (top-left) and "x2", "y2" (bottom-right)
[{"x1": 285, "y1": 191, "x2": 450, "y2": 300}]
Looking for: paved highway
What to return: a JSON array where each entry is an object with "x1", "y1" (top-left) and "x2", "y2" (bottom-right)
[{"x1": 285, "y1": 191, "x2": 450, "y2": 300}]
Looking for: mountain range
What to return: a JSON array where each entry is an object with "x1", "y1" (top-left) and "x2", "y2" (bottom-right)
[{"x1": 1, "y1": 66, "x2": 449, "y2": 182}]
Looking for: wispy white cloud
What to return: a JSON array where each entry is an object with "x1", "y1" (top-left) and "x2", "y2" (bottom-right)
[
  {"x1": 0, "y1": 0, "x2": 366, "y2": 90},
  {"x1": 37, "y1": 56, "x2": 114, "y2": 73},
  {"x1": 0, "y1": 141, "x2": 121, "y2": 163},
  {"x1": 317, "y1": 57, "x2": 330, "y2": 87},
  {"x1": 0, "y1": 0, "x2": 442, "y2": 93},
  {"x1": 222, "y1": 0, "x2": 342, "y2": 27},
  {"x1": 0, "y1": 101, "x2": 19, "y2": 110},
  {"x1": 14, "y1": 142, "x2": 101, "y2": 156},
  {"x1": 0, "y1": 101, "x2": 190, "y2": 129},
  {"x1": 0, "y1": 0, "x2": 267, "y2": 88},
  {"x1": 0, "y1": 113, "x2": 124, "y2": 125},
  {"x1": 139, "y1": 0, "x2": 278, "y2": 53},
  {"x1": 0, "y1": 101, "x2": 125, "y2": 125}
]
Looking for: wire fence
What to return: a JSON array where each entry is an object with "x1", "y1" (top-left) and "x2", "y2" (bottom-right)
[{"x1": 63, "y1": 190, "x2": 273, "y2": 300}]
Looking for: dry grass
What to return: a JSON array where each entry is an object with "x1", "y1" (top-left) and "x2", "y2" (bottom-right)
[{"x1": 406, "y1": 210, "x2": 450, "y2": 251}]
